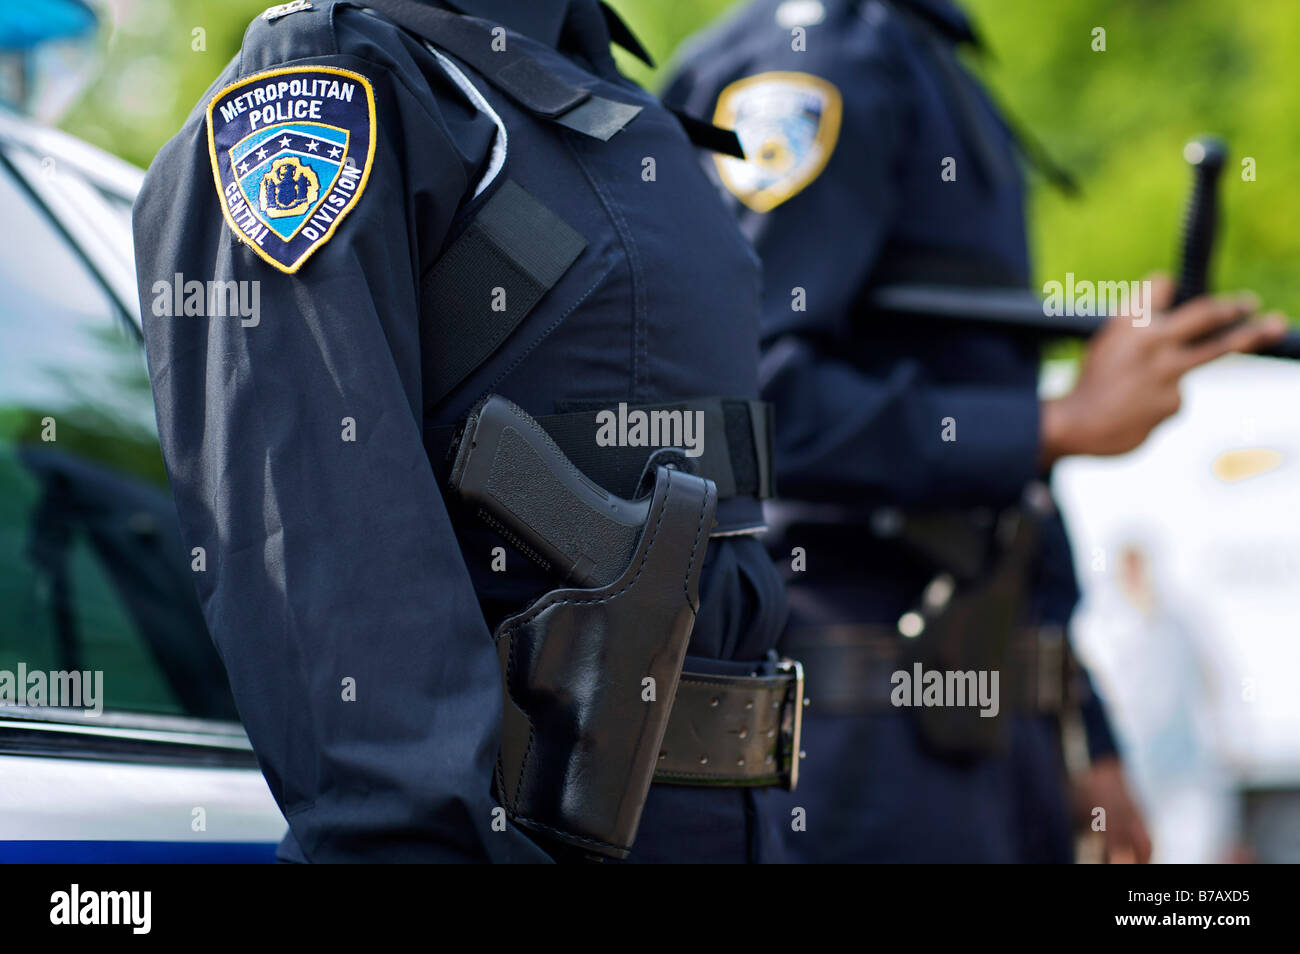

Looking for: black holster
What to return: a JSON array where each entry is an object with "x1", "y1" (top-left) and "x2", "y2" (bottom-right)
[
  {"x1": 491, "y1": 465, "x2": 717, "y2": 860},
  {"x1": 906, "y1": 503, "x2": 1043, "y2": 763}
]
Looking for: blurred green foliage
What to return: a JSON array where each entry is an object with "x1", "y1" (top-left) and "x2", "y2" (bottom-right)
[
  {"x1": 964, "y1": 0, "x2": 1300, "y2": 317},
  {"x1": 60, "y1": 0, "x2": 1300, "y2": 314}
]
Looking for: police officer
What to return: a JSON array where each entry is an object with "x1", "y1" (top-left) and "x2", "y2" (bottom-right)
[
  {"x1": 665, "y1": 0, "x2": 1286, "y2": 862},
  {"x1": 134, "y1": 0, "x2": 797, "y2": 862}
]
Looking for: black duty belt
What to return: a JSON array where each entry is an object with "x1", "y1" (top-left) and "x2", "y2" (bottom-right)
[
  {"x1": 426, "y1": 397, "x2": 775, "y2": 502},
  {"x1": 782, "y1": 624, "x2": 1083, "y2": 716},
  {"x1": 654, "y1": 661, "x2": 806, "y2": 790}
]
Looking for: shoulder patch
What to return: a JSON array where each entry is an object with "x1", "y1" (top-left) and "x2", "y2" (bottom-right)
[
  {"x1": 711, "y1": 71, "x2": 842, "y2": 213},
  {"x1": 206, "y1": 66, "x2": 376, "y2": 274}
]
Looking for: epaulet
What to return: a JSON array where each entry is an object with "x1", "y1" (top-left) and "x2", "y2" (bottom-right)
[{"x1": 237, "y1": 0, "x2": 341, "y2": 76}]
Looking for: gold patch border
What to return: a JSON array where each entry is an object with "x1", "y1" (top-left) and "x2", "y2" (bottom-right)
[
  {"x1": 711, "y1": 70, "x2": 843, "y2": 214},
  {"x1": 206, "y1": 66, "x2": 376, "y2": 275}
]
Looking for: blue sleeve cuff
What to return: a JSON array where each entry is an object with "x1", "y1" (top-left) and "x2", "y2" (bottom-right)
[{"x1": 929, "y1": 387, "x2": 1042, "y2": 506}]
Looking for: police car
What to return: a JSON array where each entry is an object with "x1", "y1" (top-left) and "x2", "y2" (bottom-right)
[{"x1": 0, "y1": 2, "x2": 284, "y2": 862}]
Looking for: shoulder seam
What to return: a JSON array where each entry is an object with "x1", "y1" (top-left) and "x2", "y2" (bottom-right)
[{"x1": 237, "y1": 0, "x2": 342, "y2": 77}]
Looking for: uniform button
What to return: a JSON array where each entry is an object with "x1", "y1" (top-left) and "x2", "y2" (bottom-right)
[
  {"x1": 738, "y1": 727, "x2": 748, "y2": 739},
  {"x1": 699, "y1": 755, "x2": 709, "y2": 765},
  {"x1": 710, "y1": 697, "x2": 720, "y2": 708}
]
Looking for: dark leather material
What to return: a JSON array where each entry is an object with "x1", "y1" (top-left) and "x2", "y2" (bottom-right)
[
  {"x1": 783, "y1": 623, "x2": 1083, "y2": 715},
  {"x1": 366, "y1": 0, "x2": 646, "y2": 139},
  {"x1": 492, "y1": 465, "x2": 717, "y2": 859},
  {"x1": 427, "y1": 398, "x2": 775, "y2": 504},
  {"x1": 654, "y1": 670, "x2": 800, "y2": 787},
  {"x1": 906, "y1": 505, "x2": 1039, "y2": 759}
]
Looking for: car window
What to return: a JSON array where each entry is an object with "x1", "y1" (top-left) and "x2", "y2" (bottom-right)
[
  {"x1": 0, "y1": 161, "x2": 237, "y2": 721},
  {"x1": 95, "y1": 186, "x2": 134, "y2": 235}
]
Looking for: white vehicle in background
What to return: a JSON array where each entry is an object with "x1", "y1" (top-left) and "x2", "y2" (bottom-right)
[
  {"x1": 0, "y1": 0, "x2": 284, "y2": 862},
  {"x1": 1052, "y1": 355, "x2": 1300, "y2": 863}
]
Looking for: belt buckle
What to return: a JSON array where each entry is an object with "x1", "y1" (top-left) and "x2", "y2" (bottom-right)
[{"x1": 776, "y1": 658, "x2": 806, "y2": 791}]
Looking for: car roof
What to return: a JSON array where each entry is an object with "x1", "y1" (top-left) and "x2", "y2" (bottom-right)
[
  {"x1": 0, "y1": 105, "x2": 142, "y2": 198},
  {"x1": 0, "y1": 105, "x2": 144, "y2": 325}
]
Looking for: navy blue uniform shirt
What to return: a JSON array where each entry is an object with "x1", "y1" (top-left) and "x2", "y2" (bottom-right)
[
  {"x1": 134, "y1": 0, "x2": 788, "y2": 862},
  {"x1": 665, "y1": 0, "x2": 1116, "y2": 757}
]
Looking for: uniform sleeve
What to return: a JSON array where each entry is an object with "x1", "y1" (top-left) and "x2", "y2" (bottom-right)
[
  {"x1": 135, "y1": 51, "x2": 549, "y2": 862},
  {"x1": 694, "y1": 37, "x2": 1042, "y2": 507},
  {"x1": 1079, "y1": 671, "x2": 1119, "y2": 760},
  {"x1": 761, "y1": 338, "x2": 1042, "y2": 506}
]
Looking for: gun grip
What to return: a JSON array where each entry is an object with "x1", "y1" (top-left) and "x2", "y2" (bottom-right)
[{"x1": 450, "y1": 395, "x2": 649, "y2": 588}]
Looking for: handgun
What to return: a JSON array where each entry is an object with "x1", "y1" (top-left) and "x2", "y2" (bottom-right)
[{"x1": 449, "y1": 394, "x2": 650, "y2": 588}]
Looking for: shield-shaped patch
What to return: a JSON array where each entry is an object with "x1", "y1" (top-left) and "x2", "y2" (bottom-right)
[
  {"x1": 206, "y1": 65, "x2": 376, "y2": 274},
  {"x1": 712, "y1": 71, "x2": 842, "y2": 213}
]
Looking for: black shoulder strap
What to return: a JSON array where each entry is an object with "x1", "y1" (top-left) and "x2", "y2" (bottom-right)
[
  {"x1": 360, "y1": 0, "x2": 742, "y2": 155},
  {"x1": 671, "y1": 108, "x2": 743, "y2": 159},
  {"x1": 362, "y1": 0, "x2": 738, "y2": 406},
  {"x1": 884, "y1": 1, "x2": 1014, "y2": 192},
  {"x1": 360, "y1": 0, "x2": 641, "y2": 140},
  {"x1": 882, "y1": 0, "x2": 1078, "y2": 196},
  {"x1": 598, "y1": 1, "x2": 653, "y2": 67}
]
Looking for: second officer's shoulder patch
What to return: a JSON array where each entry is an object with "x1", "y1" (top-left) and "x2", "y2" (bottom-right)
[
  {"x1": 712, "y1": 71, "x2": 842, "y2": 213},
  {"x1": 206, "y1": 65, "x2": 376, "y2": 274}
]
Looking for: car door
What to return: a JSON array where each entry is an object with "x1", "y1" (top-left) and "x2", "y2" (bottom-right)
[{"x1": 0, "y1": 112, "x2": 284, "y2": 861}]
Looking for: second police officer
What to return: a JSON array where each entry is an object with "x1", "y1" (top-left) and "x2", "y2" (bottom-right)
[{"x1": 666, "y1": 0, "x2": 1285, "y2": 862}]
